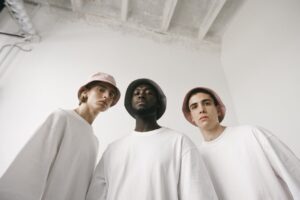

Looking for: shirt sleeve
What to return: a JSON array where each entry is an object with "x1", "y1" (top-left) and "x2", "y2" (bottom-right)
[
  {"x1": 178, "y1": 136, "x2": 218, "y2": 200},
  {"x1": 253, "y1": 126, "x2": 300, "y2": 199},
  {"x1": 86, "y1": 152, "x2": 107, "y2": 200},
  {"x1": 0, "y1": 110, "x2": 67, "y2": 200}
]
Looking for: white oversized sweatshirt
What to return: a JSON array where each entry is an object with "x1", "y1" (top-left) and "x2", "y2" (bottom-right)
[
  {"x1": 0, "y1": 109, "x2": 98, "y2": 200},
  {"x1": 200, "y1": 125, "x2": 300, "y2": 200},
  {"x1": 86, "y1": 127, "x2": 218, "y2": 200}
]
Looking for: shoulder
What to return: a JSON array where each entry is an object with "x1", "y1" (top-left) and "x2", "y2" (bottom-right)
[
  {"x1": 105, "y1": 135, "x2": 131, "y2": 153},
  {"x1": 161, "y1": 127, "x2": 183, "y2": 137},
  {"x1": 162, "y1": 127, "x2": 198, "y2": 154},
  {"x1": 160, "y1": 127, "x2": 186, "y2": 138},
  {"x1": 42, "y1": 109, "x2": 70, "y2": 126},
  {"x1": 228, "y1": 124, "x2": 257, "y2": 131},
  {"x1": 161, "y1": 127, "x2": 194, "y2": 142},
  {"x1": 48, "y1": 108, "x2": 69, "y2": 118},
  {"x1": 228, "y1": 125, "x2": 274, "y2": 138},
  {"x1": 160, "y1": 127, "x2": 195, "y2": 145}
]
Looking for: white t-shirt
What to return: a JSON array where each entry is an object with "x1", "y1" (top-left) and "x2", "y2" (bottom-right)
[
  {"x1": 86, "y1": 127, "x2": 217, "y2": 200},
  {"x1": 0, "y1": 109, "x2": 99, "y2": 200},
  {"x1": 200, "y1": 125, "x2": 300, "y2": 200}
]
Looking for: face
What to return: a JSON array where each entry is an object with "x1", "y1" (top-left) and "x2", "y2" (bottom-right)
[
  {"x1": 188, "y1": 92, "x2": 221, "y2": 130},
  {"x1": 131, "y1": 84, "x2": 158, "y2": 116},
  {"x1": 82, "y1": 82, "x2": 116, "y2": 112}
]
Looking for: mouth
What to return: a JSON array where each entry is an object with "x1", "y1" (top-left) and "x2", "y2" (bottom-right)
[
  {"x1": 136, "y1": 100, "x2": 146, "y2": 105},
  {"x1": 199, "y1": 116, "x2": 209, "y2": 121},
  {"x1": 97, "y1": 101, "x2": 108, "y2": 107}
]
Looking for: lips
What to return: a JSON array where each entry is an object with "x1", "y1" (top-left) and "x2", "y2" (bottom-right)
[
  {"x1": 199, "y1": 116, "x2": 209, "y2": 121},
  {"x1": 97, "y1": 101, "x2": 108, "y2": 107},
  {"x1": 136, "y1": 100, "x2": 146, "y2": 105}
]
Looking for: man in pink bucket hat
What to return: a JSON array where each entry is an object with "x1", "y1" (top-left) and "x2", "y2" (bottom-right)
[
  {"x1": 0, "y1": 72, "x2": 120, "y2": 200},
  {"x1": 182, "y1": 87, "x2": 300, "y2": 199}
]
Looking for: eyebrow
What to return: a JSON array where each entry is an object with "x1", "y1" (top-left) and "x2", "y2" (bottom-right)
[
  {"x1": 189, "y1": 98, "x2": 212, "y2": 107},
  {"x1": 95, "y1": 83, "x2": 107, "y2": 88},
  {"x1": 202, "y1": 99, "x2": 213, "y2": 103},
  {"x1": 134, "y1": 86, "x2": 154, "y2": 91},
  {"x1": 189, "y1": 102, "x2": 197, "y2": 109},
  {"x1": 96, "y1": 84, "x2": 116, "y2": 93}
]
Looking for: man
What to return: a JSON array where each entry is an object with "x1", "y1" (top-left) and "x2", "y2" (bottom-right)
[
  {"x1": 0, "y1": 72, "x2": 120, "y2": 200},
  {"x1": 86, "y1": 79, "x2": 217, "y2": 200},
  {"x1": 182, "y1": 87, "x2": 300, "y2": 200}
]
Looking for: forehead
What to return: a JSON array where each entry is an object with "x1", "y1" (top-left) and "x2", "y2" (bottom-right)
[
  {"x1": 92, "y1": 82, "x2": 116, "y2": 92},
  {"x1": 188, "y1": 92, "x2": 213, "y2": 105},
  {"x1": 134, "y1": 84, "x2": 155, "y2": 91}
]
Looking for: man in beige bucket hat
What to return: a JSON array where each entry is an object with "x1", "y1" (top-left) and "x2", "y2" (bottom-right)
[
  {"x1": 182, "y1": 87, "x2": 300, "y2": 200},
  {"x1": 0, "y1": 72, "x2": 120, "y2": 200}
]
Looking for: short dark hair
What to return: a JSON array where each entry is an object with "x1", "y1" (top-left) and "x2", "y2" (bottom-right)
[{"x1": 186, "y1": 88, "x2": 219, "y2": 112}]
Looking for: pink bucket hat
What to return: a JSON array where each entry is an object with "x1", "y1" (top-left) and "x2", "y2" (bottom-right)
[
  {"x1": 77, "y1": 72, "x2": 121, "y2": 107},
  {"x1": 182, "y1": 87, "x2": 226, "y2": 126}
]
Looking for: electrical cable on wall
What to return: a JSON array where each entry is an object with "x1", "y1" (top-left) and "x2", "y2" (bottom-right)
[
  {"x1": 0, "y1": 40, "x2": 33, "y2": 79},
  {"x1": 0, "y1": 0, "x2": 40, "y2": 79}
]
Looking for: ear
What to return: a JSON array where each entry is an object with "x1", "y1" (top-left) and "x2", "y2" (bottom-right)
[
  {"x1": 187, "y1": 112, "x2": 195, "y2": 123},
  {"x1": 82, "y1": 89, "x2": 88, "y2": 96},
  {"x1": 79, "y1": 88, "x2": 89, "y2": 103}
]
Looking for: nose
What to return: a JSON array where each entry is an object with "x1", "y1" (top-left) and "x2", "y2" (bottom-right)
[
  {"x1": 198, "y1": 104, "x2": 206, "y2": 113},
  {"x1": 137, "y1": 91, "x2": 146, "y2": 99}
]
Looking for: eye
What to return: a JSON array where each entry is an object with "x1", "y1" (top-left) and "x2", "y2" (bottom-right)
[
  {"x1": 204, "y1": 101, "x2": 212, "y2": 106},
  {"x1": 133, "y1": 90, "x2": 140, "y2": 96},
  {"x1": 97, "y1": 86, "x2": 106, "y2": 92},
  {"x1": 109, "y1": 91, "x2": 116, "y2": 99},
  {"x1": 145, "y1": 90, "x2": 153, "y2": 95},
  {"x1": 189, "y1": 104, "x2": 197, "y2": 110}
]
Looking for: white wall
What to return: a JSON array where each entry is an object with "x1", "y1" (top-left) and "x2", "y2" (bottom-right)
[
  {"x1": 222, "y1": 0, "x2": 300, "y2": 156},
  {"x1": 0, "y1": 7, "x2": 237, "y2": 176}
]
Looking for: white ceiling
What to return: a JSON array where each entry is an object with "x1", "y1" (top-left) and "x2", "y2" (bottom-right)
[{"x1": 20, "y1": 0, "x2": 245, "y2": 45}]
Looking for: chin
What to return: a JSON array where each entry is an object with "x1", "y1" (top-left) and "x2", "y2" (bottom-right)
[
  {"x1": 199, "y1": 122, "x2": 210, "y2": 129},
  {"x1": 95, "y1": 106, "x2": 108, "y2": 112},
  {"x1": 134, "y1": 107, "x2": 157, "y2": 116}
]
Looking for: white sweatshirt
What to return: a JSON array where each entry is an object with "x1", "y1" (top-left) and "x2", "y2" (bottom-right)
[
  {"x1": 86, "y1": 127, "x2": 218, "y2": 200},
  {"x1": 200, "y1": 125, "x2": 300, "y2": 200},
  {"x1": 0, "y1": 109, "x2": 99, "y2": 200}
]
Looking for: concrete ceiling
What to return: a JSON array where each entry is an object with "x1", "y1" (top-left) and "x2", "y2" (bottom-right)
[{"x1": 20, "y1": 0, "x2": 244, "y2": 44}]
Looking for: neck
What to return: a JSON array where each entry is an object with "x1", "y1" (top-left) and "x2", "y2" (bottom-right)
[
  {"x1": 74, "y1": 105, "x2": 100, "y2": 125},
  {"x1": 200, "y1": 124, "x2": 226, "y2": 142},
  {"x1": 134, "y1": 115, "x2": 161, "y2": 132}
]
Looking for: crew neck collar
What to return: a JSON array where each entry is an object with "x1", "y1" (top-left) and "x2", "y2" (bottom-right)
[{"x1": 131, "y1": 127, "x2": 165, "y2": 136}]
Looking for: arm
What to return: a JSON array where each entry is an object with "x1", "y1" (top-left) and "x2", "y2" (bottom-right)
[
  {"x1": 253, "y1": 126, "x2": 300, "y2": 199},
  {"x1": 86, "y1": 153, "x2": 107, "y2": 200},
  {"x1": 178, "y1": 137, "x2": 218, "y2": 200},
  {"x1": 0, "y1": 110, "x2": 66, "y2": 200}
]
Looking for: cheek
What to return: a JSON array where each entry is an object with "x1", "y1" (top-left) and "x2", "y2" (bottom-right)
[
  {"x1": 89, "y1": 93, "x2": 98, "y2": 100},
  {"x1": 107, "y1": 99, "x2": 114, "y2": 106},
  {"x1": 190, "y1": 111, "x2": 198, "y2": 122},
  {"x1": 210, "y1": 108, "x2": 220, "y2": 119},
  {"x1": 131, "y1": 97, "x2": 137, "y2": 105}
]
